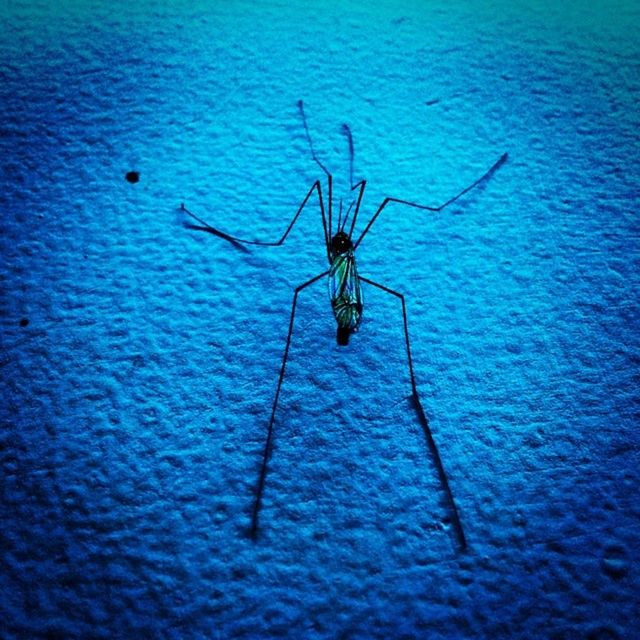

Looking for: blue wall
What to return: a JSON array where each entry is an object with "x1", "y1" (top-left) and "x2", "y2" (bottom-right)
[{"x1": 1, "y1": 1, "x2": 638, "y2": 638}]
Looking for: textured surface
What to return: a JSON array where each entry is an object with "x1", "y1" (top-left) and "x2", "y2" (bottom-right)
[{"x1": 1, "y1": 1, "x2": 639, "y2": 638}]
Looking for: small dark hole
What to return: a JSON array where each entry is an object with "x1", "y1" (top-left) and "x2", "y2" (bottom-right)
[
  {"x1": 125, "y1": 171, "x2": 140, "y2": 184},
  {"x1": 19, "y1": 318, "x2": 29, "y2": 327}
]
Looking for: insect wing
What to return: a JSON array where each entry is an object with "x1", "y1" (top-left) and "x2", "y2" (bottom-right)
[
  {"x1": 329, "y1": 252, "x2": 363, "y2": 330},
  {"x1": 329, "y1": 253, "x2": 356, "y2": 300}
]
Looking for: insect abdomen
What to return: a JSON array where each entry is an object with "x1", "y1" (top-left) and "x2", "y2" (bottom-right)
[
  {"x1": 329, "y1": 251, "x2": 363, "y2": 340},
  {"x1": 332, "y1": 295, "x2": 362, "y2": 329}
]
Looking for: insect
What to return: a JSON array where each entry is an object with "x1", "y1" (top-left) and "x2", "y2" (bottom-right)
[{"x1": 181, "y1": 101, "x2": 507, "y2": 549}]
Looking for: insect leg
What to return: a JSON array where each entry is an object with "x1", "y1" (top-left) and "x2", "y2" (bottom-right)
[
  {"x1": 354, "y1": 152, "x2": 508, "y2": 249},
  {"x1": 346, "y1": 179, "x2": 366, "y2": 240},
  {"x1": 298, "y1": 100, "x2": 334, "y2": 240},
  {"x1": 341, "y1": 123, "x2": 355, "y2": 189},
  {"x1": 336, "y1": 123, "x2": 368, "y2": 238},
  {"x1": 358, "y1": 275, "x2": 467, "y2": 551},
  {"x1": 181, "y1": 179, "x2": 330, "y2": 257},
  {"x1": 298, "y1": 100, "x2": 330, "y2": 179},
  {"x1": 251, "y1": 269, "x2": 330, "y2": 539}
]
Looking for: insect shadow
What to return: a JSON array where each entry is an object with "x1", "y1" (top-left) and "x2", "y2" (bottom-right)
[{"x1": 181, "y1": 101, "x2": 508, "y2": 550}]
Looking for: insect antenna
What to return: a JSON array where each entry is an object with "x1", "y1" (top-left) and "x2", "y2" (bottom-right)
[{"x1": 337, "y1": 198, "x2": 343, "y2": 232}]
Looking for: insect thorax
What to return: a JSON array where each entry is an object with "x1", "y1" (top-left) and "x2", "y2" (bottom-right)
[{"x1": 330, "y1": 231, "x2": 353, "y2": 259}]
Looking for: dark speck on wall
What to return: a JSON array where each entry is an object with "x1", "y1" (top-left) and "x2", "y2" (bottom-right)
[
  {"x1": 125, "y1": 171, "x2": 140, "y2": 183},
  {"x1": 19, "y1": 318, "x2": 29, "y2": 327}
]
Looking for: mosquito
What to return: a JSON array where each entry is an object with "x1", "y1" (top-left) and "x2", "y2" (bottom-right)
[{"x1": 181, "y1": 100, "x2": 507, "y2": 549}]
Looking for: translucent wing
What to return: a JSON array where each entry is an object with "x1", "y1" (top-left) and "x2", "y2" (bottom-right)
[{"x1": 328, "y1": 250, "x2": 363, "y2": 330}]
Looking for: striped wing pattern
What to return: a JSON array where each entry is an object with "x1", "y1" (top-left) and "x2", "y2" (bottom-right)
[{"x1": 328, "y1": 250, "x2": 363, "y2": 330}]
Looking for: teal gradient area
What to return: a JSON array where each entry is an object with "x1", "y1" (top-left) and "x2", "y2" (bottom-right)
[{"x1": 1, "y1": 1, "x2": 639, "y2": 638}]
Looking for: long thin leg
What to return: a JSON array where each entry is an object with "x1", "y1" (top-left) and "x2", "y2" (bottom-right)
[
  {"x1": 181, "y1": 180, "x2": 330, "y2": 260},
  {"x1": 251, "y1": 269, "x2": 330, "y2": 539},
  {"x1": 354, "y1": 152, "x2": 508, "y2": 249},
  {"x1": 337, "y1": 123, "x2": 368, "y2": 239},
  {"x1": 298, "y1": 100, "x2": 330, "y2": 178},
  {"x1": 298, "y1": 100, "x2": 334, "y2": 239},
  {"x1": 341, "y1": 123, "x2": 355, "y2": 189},
  {"x1": 339, "y1": 199, "x2": 355, "y2": 234},
  {"x1": 347, "y1": 179, "x2": 366, "y2": 240},
  {"x1": 359, "y1": 275, "x2": 467, "y2": 551}
]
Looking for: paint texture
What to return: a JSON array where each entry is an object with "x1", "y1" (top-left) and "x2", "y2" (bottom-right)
[{"x1": 1, "y1": 1, "x2": 638, "y2": 638}]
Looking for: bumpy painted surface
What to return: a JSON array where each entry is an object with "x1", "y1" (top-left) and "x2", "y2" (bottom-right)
[{"x1": 1, "y1": 1, "x2": 638, "y2": 638}]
